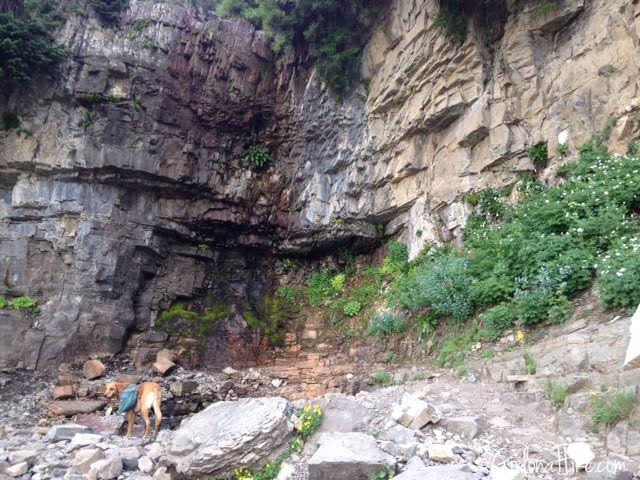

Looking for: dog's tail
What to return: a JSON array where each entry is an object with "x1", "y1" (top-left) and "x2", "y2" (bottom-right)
[{"x1": 151, "y1": 386, "x2": 163, "y2": 435}]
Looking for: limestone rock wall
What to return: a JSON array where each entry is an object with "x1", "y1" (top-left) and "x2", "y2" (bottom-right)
[{"x1": 1, "y1": 0, "x2": 639, "y2": 368}]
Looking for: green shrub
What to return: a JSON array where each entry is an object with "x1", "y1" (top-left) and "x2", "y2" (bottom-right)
[
  {"x1": 536, "y1": 1, "x2": 558, "y2": 17},
  {"x1": 88, "y1": 0, "x2": 128, "y2": 26},
  {"x1": 156, "y1": 302, "x2": 228, "y2": 351},
  {"x1": 8, "y1": 295, "x2": 38, "y2": 312},
  {"x1": 557, "y1": 143, "x2": 569, "y2": 157},
  {"x1": 370, "y1": 463, "x2": 395, "y2": 480},
  {"x1": 436, "y1": 326, "x2": 481, "y2": 368},
  {"x1": 244, "y1": 145, "x2": 272, "y2": 168},
  {"x1": 391, "y1": 253, "x2": 472, "y2": 323},
  {"x1": 528, "y1": 142, "x2": 548, "y2": 169},
  {"x1": 307, "y1": 269, "x2": 334, "y2": 306},
  {"x1": 331, "y1": 273, "x2": 346, "y2": 292},
  {"x1": 434, "y1": 6, "x2": 466, "y2": 44},
  {"x1": 387, "y1": 240, "x2": 408, "y2": 265},
  {"x1": 480, "y1": 303, "x2": 514, "y2": 340},
  {"x1": 368, "y1": 311, "x2": 407, "y2": 336},
  {"x1": 343, "y1": 300, "x2": 362, "y2": 317},
  {"x1": 372, "y1": 371, "x2": 392, "y2": 386},
  {"x1": 418, "y1": 310, "x2": 438, "y2": 336},
  {"x1": 523, "y1": 352, "x2": 537, "y2": 375},
  {"x1": 591, "y1": 390, "x2": 637, "y2": 429},
  {"x1": 282, "y1": 258, "x2": 294, "y2": 272},
  {"x1": 130, "y1": 18, "x2": 152, "y2": 39},
  {"x1": 276, "y1": 285, "x2": 297, "y2": 302},
  {"x1": 2, "y1": 112, "x2": 19, "y2": 130},
  {"x1": 545, "y1": 381, "x2": 569, "y2": 408},
  {"x1": 596, "y1": 236, "x2": 640, "y2": 310},
  {"x1": 0, "y1": 1, "x2": 66, "y2": 91},
  {"x1": 0, "y1": 297, "x2": 7, "y2": 309},
  {"x1": 216, "y1": 0, "x2": 386, "y2": 95},
  {"x1": 381, "y1": 241, "x2": 409, "y2": 276}
]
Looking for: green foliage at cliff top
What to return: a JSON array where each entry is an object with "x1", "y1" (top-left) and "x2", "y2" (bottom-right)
[
  {"x1": 0, "y1": 0, "x2": 66, "y2": 91},
  {"x1": 216, "y1": 0, "x2": 387, "y2": 95},
  {"x1": 88, "y1": 0, "x2": 128, "y2": 26}
]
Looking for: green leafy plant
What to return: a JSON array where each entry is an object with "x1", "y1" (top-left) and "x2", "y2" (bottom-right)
[
  {"x1": 596, "y1": 236, "x2": 640, "y2": 310},
  {"x1": 282, "y1": 258, "x2": 294, "y2": 272},
  {"x1": 389, "y1": 253, "x2": 473, "y2": 323},
  {"x1": 198, "y1": 243, "x2": 210, "y2": 253},
  {"x1": 536, "y1": 1, "x2": 557, "y2": 17},
  {"x1": 368, "y1": 311, "x2": 407, "y2": 336},
  {"x1": 557, "y1": 143, "x2": 570, "y2": 157},
  {"x1": 294, "y1": 404, "x2": 324, "y2": 437},
  {"x1": 0, "y1": 1, "x2": 67, "y2": 91},
  {"x1": 88, "y1": 0, "x2": 128, "y2": 26},
  {"x1": 372, "y1": 371, "x2": 392, "y2": 386},
  {"x1": 130, "y1": 18, "x2": 152, "y2": 39},
  {"x1": 436, "y1": 326, "x2": 481, "y2": 368},
  {"x1": 16, "y1": 128, "x2": 33, "y2": 137},
  {"x1": 480, "y1": 303, "x2": 514, "y2": 340},
  {"x1": 216, "y1": 0, "x2": 387, "y2": 95},
  {"x1": 307, "y1": 269, "x2": 334, "y2": 306},
  {"x1": 244, "y1": 145, "x2": 272, "y2": 168},
  {"x1": 343, "y1": 300, "x2": 362, "y2": 317},
  {"x1": 156, "y1": 302, "x2": 229, "y2": 353},
  {"x1": 8, "y1": 295, "x2": 39, "y2": 312},
  {"x1": 2, "y1": 112, "x2": 19, "y2": 130},
  {"x1": 545, "y1": 381, "x2": 569, "y2": 408},
  {"x1": 276, "y1": 285, "x2": 297, "y2": 302},
  {"x1": 481, "y1": 348, "x2": 495, "y2": 359},
  {"x1": 78, "y1": 92, "x2": 122, "y2": 107},
  {"x1": 523, "y1": 352, "x2": 537, "y2": 375},
  {"x1": 434, "y1": 7, "x2": 466, "y2": 44},
  {"x1": 370, "y1": 463, "x2": 395, "y2": 480},
  {"x1": 528, "y1": 142, "x2": 549, "y2": 169},
  {"x1": 141, "y1": 38, "x2": 153, "y2": 49},
  {"x1": 331, "y1": 273, "x2": 346, "y2": 292},
  {"x1": 0, "y1": 297, "x2": 7, "y2": 309},
  {"x1": 590, "y1": 390, "x2": 637, "y2": 429}
]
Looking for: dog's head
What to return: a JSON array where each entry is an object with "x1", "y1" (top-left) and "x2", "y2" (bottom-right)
[{"x1": 104, "y1": 382, "x2": 122, "y2": 399}]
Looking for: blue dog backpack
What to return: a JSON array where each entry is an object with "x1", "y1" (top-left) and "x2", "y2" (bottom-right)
[{"x1": 117, "y1": 385, "x2": 139, "y2": 413}]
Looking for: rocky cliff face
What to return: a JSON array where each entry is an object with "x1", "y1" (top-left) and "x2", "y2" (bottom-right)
[{"x1": 1, "y1": 0, "x2": 639, "y2": 369}]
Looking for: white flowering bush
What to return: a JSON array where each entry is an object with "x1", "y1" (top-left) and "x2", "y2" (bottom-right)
[
  {"x1": 464, "y1": 142, "x2": 640, "y2": 330},
  {"x1": 596, "y1": 236, "x2": 640, "y2": 309}
]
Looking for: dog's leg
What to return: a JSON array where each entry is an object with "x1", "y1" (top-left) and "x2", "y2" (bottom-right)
[
  {"x1": 126, "y1": 410, "x2": 135, "y2": 437},
  {"x1": 141, "y1": 407, "x2": 151, "y2": 438},
  {"x1": 152, "y1": 399, "x2": 162, "y2": 436}
]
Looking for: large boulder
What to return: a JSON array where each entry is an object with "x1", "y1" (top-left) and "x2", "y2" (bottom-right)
[
  {"x1": 46, "y1": 400, "x2": 105, "y2": 416},
  {"x1": 391, "y1": 392, "x2": 440, "y2": 430},
  {"x1": 45, "y1": 423, "x2": 91, "y2": 442},
  {"x1": 83, "y1": 359, "x2": 106, "y2": 380},
  {"x1": 308, "y1": 432, "x2": 396, "y2": 480},
  {"x1": 396, "y1": 458, "x2": 483, "y2": 480},
  {"x1": 163, "y1": 397, "x2": 293, "y2": 477}
]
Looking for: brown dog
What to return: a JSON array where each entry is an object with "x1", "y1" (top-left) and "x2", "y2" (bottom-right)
[{"x1": 104, "y1": 382, "x2": 163, "y2": 438}]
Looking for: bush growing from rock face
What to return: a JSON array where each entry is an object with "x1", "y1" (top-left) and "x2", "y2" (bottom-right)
[
  {"x1": 216, "y1": 0, "x2": 388, "y2": 95},
  {"x1": 368, "y1": 311, "x2": 407, "y2": 336},
  {"x1": 480, "y1": 303, "x2": 514, "y2": 340},
  {"x1": 88, "y1": 0, "x2": 128, "y2": 26},
  {"x1": 0, "y1": 0, "x2": 66, "y2": 91},
  {"x1": 590, "y1": 390, "x2": 637, "y2": 429},
  {"x1": 390, "y1": 253, "x2": 473, "y2": 323}
]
